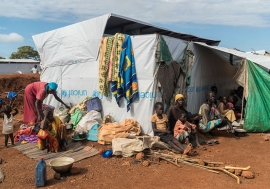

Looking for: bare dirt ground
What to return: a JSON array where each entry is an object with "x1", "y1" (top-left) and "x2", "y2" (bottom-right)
[{"x1": 1, "y1": 74, "x2": 270, "y2": 189}]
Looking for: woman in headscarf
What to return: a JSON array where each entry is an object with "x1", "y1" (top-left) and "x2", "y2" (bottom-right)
[
  {"x1": 37, "y1": 108, "x2": 67, "y2": 153},
  {"x1": 169, "y1": 94, "x2": 202, "y2": 134},
  {"x1": 23, "y1": 81, "x2": 70, "y2": 125}
]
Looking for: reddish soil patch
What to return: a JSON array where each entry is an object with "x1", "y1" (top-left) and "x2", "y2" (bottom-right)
[
  {"x1": 0, "y1": 74, "x2": 40, "y2": 111},
  {"x1": 1, "y1": 74, "x2": 270, "y2": 189}
]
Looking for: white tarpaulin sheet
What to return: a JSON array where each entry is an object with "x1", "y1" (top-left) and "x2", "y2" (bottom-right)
[
  {"x1": 40, "y1": 34, "x2": 158, "y2": 135},
  {"x1": 194, "y1": 42, "x2": 270, "y2": 72},
  {"x1": 187, "y1": 43, "x2": 239, "y2": 113},
  {"x1": 32, "y1": 14, "x2": 110, "y2": 68},
  {"x1": 162, "y1": 36, "x2": 187, "y2": 61}
]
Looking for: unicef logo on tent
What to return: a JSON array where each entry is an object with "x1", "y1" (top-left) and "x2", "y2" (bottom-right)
[
  {"x1": 61, "y1": 89, "x2": 88, "y2": 98},
  {"x1": 62, "y1": 90, "x2": 67, "y2": 97}
]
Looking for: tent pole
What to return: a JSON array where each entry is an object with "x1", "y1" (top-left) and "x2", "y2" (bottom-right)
[{"x1": 240, "y1": 60, "x2": 246, "y2": 126}]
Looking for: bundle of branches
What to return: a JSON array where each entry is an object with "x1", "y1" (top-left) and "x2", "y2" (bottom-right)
[{"x1": 151, "y1": 152, "x2": 252, "y2": 184}]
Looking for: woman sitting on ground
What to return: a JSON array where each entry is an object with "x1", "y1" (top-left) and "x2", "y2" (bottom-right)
[
  {"x1": 37, "y1": 108, "x2": 67, "y2": 153},
  {"x1": 169, "y1": 94, "x2": 201, "y2": 133},
  {"x1": 218, "y1": 96, "x2": 236, "y2": 123},
  {"x1": 151, "y1": 102, "x2": 192, "y2": 155}
]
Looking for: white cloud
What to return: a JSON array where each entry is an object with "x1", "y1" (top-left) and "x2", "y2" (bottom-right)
[
  {"x1": 0, "y1": 26, "x2": 6, "y2": 30},
  {"x1": 0, "y1": 33, "x2": 24, "y2": 43},
  {"x1": 0, "y1": 0, "x2": 270, "y2": 27}
]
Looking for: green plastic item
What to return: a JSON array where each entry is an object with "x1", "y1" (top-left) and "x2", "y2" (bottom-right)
[
  {"x1": 70, "y1": 108, "x2": 83, "y2": 129},
  {"x1": 157, "y1": 35, "x2": 173, "y2": 66},
  {"x1": 244, "y1": 60, "x2": 270, "y2": 132}
]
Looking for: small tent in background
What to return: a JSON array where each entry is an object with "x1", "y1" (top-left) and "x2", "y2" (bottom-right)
[{"x1": 32, "y1": 13, "x2": 270, "y2": 134}]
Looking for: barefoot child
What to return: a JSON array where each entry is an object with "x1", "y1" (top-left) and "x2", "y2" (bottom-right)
[
  {"x1": 174, "y1": 111, "x2": 200, "y2": 147},
  {"x1": 151, "y1": 102, "x2": 192, "y2": 154},
  {"x1": 0, "y1": 105, "x2": 18, "y2": 147}
]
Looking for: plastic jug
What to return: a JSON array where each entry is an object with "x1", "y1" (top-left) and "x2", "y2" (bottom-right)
[{"x1": 35, "y1": 158, "x2": 46, "y2": 187}]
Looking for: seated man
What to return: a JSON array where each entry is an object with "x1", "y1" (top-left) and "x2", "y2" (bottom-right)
[
  {"x1": 37, "y1": 108, "x2": 67, "y2": 153},
  {"x1": 198, "y1": 91, "x2": 225, "y2": 138}
]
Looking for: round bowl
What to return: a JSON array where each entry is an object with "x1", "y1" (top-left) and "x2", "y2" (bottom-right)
[
  {"x1": 234, "y1": 128, "x2": 246, "y2": 132},
  {"x1": 49, "y1": 157, "x2": 75, "y2": 174},
  {"x1": 71, "y1": 136, "x2": 86, "y2": 141},
  {"x1": 78, "y1": 133, "x2": 86, "y2": 138}
]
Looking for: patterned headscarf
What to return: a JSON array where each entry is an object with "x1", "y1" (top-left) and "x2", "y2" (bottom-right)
[{"x1": 175, "y1": 94, "x2": 184, "y2": 102}]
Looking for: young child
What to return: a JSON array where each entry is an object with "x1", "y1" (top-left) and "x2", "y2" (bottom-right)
[
  {"x1": 227, "y1": 95, "x2": 235, "y2": 109},
  {"x1": 174, "y1": 111, "x2": 200, "y2": 147},
  {"x1": 0, "y1": 105, "x2": 18, "y2": 147},
  {"x1": 228, "y1": 95, "x2": 241, "y2": 118},
  {"x1": 151, "y1": 102, "x2": 192, "y2": 154}
]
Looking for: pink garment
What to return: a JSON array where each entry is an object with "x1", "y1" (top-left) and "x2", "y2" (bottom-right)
[
  {"x1": 227, "y1": 102, "x2": 241, "y2": 117},
  {"x1": 227, "y1": 102, "x2": 234, "y2": 109},
  {"x1": 23, "y1": 82, "x2": 48, "y2": 123}
]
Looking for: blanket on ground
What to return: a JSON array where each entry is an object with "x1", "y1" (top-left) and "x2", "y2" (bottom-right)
[{"x1": 98, "y1": 119, "x2": 141, "y2": 145}]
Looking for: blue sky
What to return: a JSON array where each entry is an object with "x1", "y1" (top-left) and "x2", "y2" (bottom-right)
[{"x1": 1, "y1": 0, "x2": 270, "y2": 58}]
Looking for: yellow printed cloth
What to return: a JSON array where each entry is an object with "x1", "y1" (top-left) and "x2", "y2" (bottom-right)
[
  {"x1": 98, "y1": 36, "x2": 114, "y2": 97},
  {"x1": 37, "y1": 116, "x2": 67, "y2": 152}
]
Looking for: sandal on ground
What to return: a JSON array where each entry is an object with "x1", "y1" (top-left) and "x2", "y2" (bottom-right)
[
  {"x1": 198, "y1": 146, "x2": 207, "y2": 151},
  {"x1": 212, "y1": 140, "x2": 219, "y2": 144},
  {"x1": 188, "y1": 150, "x2": 198, "y2": 156},
  {"x1": 206, "y1": 141, "x2": 214, "y2": 146}
]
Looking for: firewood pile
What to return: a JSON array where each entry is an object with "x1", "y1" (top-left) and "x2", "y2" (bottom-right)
[{"x1": 149, "y1": 152, "x2": 255, "y2": 184}]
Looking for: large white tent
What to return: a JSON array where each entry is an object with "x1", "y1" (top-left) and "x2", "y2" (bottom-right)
[{"x1": 32, "y1": 13, "x2": 270, "y2": 134}]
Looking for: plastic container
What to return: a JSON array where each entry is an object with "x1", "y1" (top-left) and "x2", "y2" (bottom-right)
[
  {"x1": 35, "y1": 158, "x2": 46, "y2": 187},
  {"x1": 102, "y1": 149, "x2": 113, "y2": 158}
]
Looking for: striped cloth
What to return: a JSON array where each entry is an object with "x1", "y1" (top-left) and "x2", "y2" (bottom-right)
[
  {"x1": 111, "y1": 35, "x2": 139, "y2": 112},
  {"x1": 98, "y1": 36, "x2": 114, "y2": 97},
  {"x1": 109, "y1": 33, "x2": 125, "y2": 82}
]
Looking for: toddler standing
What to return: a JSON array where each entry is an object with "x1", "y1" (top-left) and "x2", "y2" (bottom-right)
[{"x1": 0, "y1": 105, "x2": 18, "y2": 147}]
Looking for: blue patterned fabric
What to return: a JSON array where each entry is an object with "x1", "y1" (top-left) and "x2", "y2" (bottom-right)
[{"x1": 111, "y1": 35, "x2": 139, "y2": 112}]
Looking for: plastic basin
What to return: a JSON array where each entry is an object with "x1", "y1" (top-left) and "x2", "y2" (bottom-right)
[{"x1": 49, "y1": 157, "x2": 75, "y2": 174}]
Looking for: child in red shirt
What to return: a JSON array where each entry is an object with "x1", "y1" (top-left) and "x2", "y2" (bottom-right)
[
  {"x1": 151, "y1": 102, "x2": 192, "y2": 154},
  {"x1": 174, "y1": 112, "x2": 200, "y2": 147}
]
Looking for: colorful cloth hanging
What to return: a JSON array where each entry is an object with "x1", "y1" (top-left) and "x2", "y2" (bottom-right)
[
  {"x1": 111, "y1": 35, "x2": 139, "y2": 112},
  {"x1": 98, "y1": 36, "x2": 114, "y2": 97},
  {"x1": 109, "y1": 33, "x2": 125, "y2": 82}
]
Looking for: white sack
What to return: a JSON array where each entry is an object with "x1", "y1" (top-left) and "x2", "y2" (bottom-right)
[
  {"x1": 75, "y1": 110, "x2": 102, "y2": 134},
  {"x1": 112, "y1": 136, "x2": 168, "y2": 157}
]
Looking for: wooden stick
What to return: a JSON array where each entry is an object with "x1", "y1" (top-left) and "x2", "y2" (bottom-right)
[
  {"x1": 199, "y1": 166, "x2": 241, "y2": 184},
  {"x1": 159, "y1": 157, "x2": 182, "y2": 168},
  {"x1": 205, "y1": 161, "x2": 224, "y2": 165},
  {"x1": 177, "y1": 159, "x2": 219, "y2": 174},
  {"x1": 224, "y1": 166, "x2": 250, "y2": 171},
  {"x1": 152, "y1": 152, "x2": 240, "y2": 184},
  {"x1": 153, "y1": 152, "x2": 223, "y2": 165},
  {"x1": 214, "y1": 168, "x2": 241, "y2": 184}
]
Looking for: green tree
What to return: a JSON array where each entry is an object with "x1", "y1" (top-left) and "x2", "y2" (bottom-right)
[
  {"x1": 0, "y1": 56, "x2": 5, "y2": 59},
  {"x1": 10, "y1": 46, "x2": 40, "y2": 61}
]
